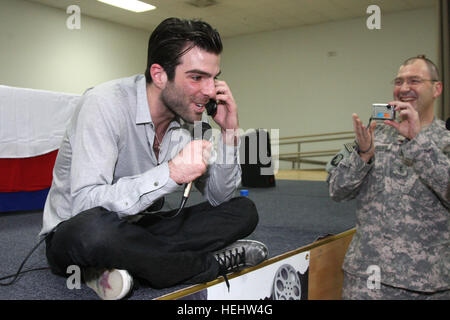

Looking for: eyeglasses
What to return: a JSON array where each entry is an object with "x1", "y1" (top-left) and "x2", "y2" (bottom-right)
[{"x1": 391, "y1": 77, "x2": 438, "y2": 87}]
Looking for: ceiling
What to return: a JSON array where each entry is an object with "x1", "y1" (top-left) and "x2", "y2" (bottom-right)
[{"x1": 26, "y1": 0, "x2": 435, "y2": 38}]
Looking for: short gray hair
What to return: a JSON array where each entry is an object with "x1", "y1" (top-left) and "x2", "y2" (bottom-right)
[{"x1": 402, "y1": 54, "x2": 440, "y2": 81}]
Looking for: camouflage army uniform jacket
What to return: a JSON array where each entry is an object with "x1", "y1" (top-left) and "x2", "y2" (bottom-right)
[{"x1": 327, "y1": 118, "x2": 450, "y2": 292}]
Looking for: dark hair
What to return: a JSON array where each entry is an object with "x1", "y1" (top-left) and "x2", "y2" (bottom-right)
[
  {"x1": 402, "y1": 54, "x2": 440, "y2": 81},
  {"x1": 144, "y1": 18, "x2": 223, "y2": 83}
]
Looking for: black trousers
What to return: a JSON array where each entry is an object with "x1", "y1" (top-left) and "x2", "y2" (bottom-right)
[{"x1": 45, "y1": 196, "x2": 258, "y2": 288}]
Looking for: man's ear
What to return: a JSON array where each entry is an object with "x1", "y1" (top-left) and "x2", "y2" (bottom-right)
[
  {"x1": 149, "y1": 64, "x2": 167, "y2": 89},
  {"x1": 433, "y1": 81, "x2": 443, "y2": 99}
]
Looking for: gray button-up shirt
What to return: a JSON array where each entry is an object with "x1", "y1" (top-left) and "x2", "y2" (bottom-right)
[{"x1": 40, "y1": 74, "x2": 241, "y2": 235}]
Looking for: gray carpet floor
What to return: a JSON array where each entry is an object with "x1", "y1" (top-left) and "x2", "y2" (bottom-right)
[{"x1": 0, "y1": 179, "x2": 356, "y2": 300}]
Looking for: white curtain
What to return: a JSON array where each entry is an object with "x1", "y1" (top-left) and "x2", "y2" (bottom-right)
[{"x1": 0, "y1": 85, "x2": 79, "y2": 158}]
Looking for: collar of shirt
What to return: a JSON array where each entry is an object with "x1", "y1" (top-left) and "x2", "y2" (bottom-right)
[{"x1": 134, "y1": 75, "x2": 181, "y2": 132}]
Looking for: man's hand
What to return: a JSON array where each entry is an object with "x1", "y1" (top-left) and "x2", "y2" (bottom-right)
[
  {"x1": 211, "y1": 80, "x2": 240, "y2": 145},
  {"x1": 352, "y1": 113, "x2": 376, "y2": 163},
  {"x1": 168, "y1": 140, "x2": 212, "y2": 184},
  {"x1": 384, "y1": 101, "x2": 421, "y2": 140}
]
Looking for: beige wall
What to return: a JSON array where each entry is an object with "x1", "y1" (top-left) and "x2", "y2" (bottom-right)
[
  {"x1": 219, "y1": 7, "x2": 438, "y2": 169},
  {"x1": 0, "y1": 0, "x2": 149, "y2": 94},
  {"x1": 0, "y1": 2, "x2": 438, "y2": 169},
  {"x1": 221, "y1": 7, "x2": 438, "y2": 137}
]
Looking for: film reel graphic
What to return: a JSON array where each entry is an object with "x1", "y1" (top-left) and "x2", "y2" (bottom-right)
[{"x1": 271, "y1": 264, "x2": 302, "y2": 300}]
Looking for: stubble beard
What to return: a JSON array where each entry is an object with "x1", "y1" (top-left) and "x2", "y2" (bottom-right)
[{"x1": 160, "y1": 83, "x2": 200, "y2": 124}]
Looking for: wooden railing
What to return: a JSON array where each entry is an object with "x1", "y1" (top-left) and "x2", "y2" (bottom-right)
[{"x1": 273, "y1": 131, "x2": 355, "y2": 169}]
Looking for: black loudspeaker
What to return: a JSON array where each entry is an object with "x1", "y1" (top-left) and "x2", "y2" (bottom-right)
[{"x1": 240, "y1": 129, "x2": 276, "y2": 188}]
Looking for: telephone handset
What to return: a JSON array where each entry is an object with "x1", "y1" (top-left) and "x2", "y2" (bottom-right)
[{"x1": 205, "y1": 99, "x2": 217, "y2": 117}]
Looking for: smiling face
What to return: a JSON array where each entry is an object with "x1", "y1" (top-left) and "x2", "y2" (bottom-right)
[
  {"x1": 160, "y1": 46, "x2": 221, "y2": 123},
  {"x1": 393, "y1": 59, "x2": 441, "y2": 118}
]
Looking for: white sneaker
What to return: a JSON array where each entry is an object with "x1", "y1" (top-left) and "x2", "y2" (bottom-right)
[{"x1": 85, "y1": 268, "x2": 133, "y2": 300}]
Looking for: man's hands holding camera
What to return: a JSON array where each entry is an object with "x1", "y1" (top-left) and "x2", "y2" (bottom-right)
[
  {"x1": 384, "y1": 101, "x2": 421, "y2": 140},
  {"x1": 353, "y1": 101, "x2": 421, "y2": 163}
]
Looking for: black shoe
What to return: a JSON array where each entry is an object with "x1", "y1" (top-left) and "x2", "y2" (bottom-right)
[{"x1": 214, "y1": 240, "x2": 268, "y2": 290}]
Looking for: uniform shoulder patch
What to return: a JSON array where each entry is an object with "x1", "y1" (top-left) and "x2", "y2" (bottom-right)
[{"x1": 331, "y1": 153, "x2": 344, "y2": 166}]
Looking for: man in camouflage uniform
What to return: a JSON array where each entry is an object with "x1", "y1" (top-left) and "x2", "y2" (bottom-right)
[{"x1": 327, "y1": 55, "x2": 449, "y2": 299}]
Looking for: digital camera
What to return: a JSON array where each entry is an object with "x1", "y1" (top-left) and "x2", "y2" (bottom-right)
[{"x1": 372, "y1": 103, "x2": 396, "y2": 120}]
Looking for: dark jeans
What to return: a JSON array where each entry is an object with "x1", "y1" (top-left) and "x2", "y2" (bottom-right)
[{"x1": 45, "y1": 196, "x2": 258, "y2": 288}]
